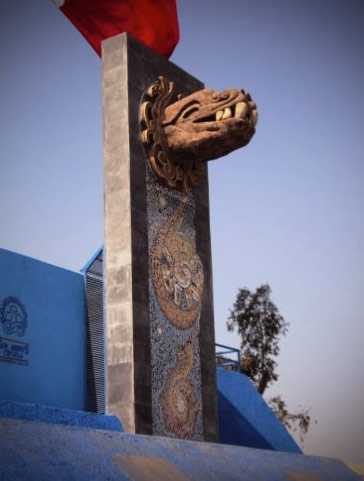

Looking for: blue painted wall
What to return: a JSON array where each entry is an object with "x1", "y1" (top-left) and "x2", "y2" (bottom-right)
[
  {"x1": 0, "y1": 248, "x2": 85, "y2": 410},
  {"x1": 217, "y1": 369, "x2": 302, "y2": 453}
]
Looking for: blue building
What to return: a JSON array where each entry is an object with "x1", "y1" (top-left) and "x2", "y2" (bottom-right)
[{"x1": 0, "y1": 248, "x2": 85, "y2": 410}]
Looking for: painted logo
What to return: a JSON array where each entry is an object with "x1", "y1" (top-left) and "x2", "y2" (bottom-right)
[{"x1": 0, "y1": 297, "x2": 28, "y2": 337}]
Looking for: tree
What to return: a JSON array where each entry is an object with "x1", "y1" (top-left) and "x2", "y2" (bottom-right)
[
  {"x1": 268, "y1": 395, "x2": 316, "y2": 444},
  {"x1": 227, "y1": 283, "x2": 315, "y2": 443},
  {"x1": 227, "y1": 283, "x2": 288, "y2": 395}
]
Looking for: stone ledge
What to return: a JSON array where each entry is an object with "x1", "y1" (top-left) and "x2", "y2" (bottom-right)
[{"x1": 0, "y1": 399, "x2": 123, "y2": 432}]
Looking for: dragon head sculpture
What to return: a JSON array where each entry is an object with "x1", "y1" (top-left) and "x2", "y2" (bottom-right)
[
  {"x1": 163, "y1": 88, "x2": 257, "y2": 164},
  {"x1": 141, "y1": 77, "x2": 258, "y2": 191}
]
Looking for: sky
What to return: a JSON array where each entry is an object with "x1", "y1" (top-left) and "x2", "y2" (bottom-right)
[{"x1": 1, "y1": 0, "x2": 364, "y2": 465}]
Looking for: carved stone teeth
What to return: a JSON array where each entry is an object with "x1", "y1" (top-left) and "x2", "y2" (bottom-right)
[
  {"x1": 216, "y1": 110, "x2": 224, "y2": 121},
  {"x1": 235, "y1": 102, "x2": 248, "y2": 119},
  {"x1": 222, "y1": 107, "x2": 232, "y2": 120},
  {"x1": 250, "y1": 110, "x2": 258, "y2": 126}
]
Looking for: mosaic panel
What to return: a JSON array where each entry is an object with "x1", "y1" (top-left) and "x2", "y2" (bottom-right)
[{"x1": 147, "y1": 166, "x2": 204, "y2": 440}]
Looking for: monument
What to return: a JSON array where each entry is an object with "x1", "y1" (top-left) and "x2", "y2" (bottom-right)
[
  {"x1": 102, "y1": 33, "x2": 257, "y2": 440},
  {"x1": 1, "y1": 13, "x2": 361, "y2": 481}
]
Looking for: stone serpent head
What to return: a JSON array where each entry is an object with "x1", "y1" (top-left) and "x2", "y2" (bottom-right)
[
  {"x1": 163, "y1": 87, "x2": 257, "y2": 164},
  {"x1": 141, "y1": 77, "x2": 258, "y2": 191}
]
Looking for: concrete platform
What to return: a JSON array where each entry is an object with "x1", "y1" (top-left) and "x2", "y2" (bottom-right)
[
  {"x1": 0, "y1": 417, "x2": 360, "y2": 481},
  {"x1": 0, "y1": 399, "x2": 122, "y2": 432}
]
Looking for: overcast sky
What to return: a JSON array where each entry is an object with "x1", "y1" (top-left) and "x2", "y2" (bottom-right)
[{"x1": 1, "y1": 0, "x2": 363, "y2": 465}]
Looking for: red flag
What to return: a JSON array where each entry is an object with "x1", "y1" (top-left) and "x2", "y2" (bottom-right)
[{"x1": 52, "y1": 0, "x2": 179, "y2": 58}]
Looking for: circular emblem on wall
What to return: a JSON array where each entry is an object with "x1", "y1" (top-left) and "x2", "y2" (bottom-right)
[
  {"x1": 0, "y1": 297, "x2": 28, "y2": 337},
  {"x1": 151, "y1": 202, "x2": 204, "y2": 329}
]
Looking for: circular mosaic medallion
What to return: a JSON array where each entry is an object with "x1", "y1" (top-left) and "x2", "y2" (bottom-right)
[{"x1": 151, "y1": 202, "x2": 204, "y2": 329}]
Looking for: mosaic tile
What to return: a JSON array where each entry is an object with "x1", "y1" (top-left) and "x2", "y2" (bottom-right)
[{"x1": 146, "y1": 165, "x2": 204, "y2": 440}]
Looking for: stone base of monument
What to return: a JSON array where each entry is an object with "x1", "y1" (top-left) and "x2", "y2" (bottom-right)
[{"x1": 0, "y1": 416, "x2": 360, "y2": 481}]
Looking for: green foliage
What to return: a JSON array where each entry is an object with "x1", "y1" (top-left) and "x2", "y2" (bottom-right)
[
  {"x1": 268, "y1": 395, "x2": 316, "y2": 444},
  {"x1": 227, "y1": 283, "x2": 316, "y2": 444},
  {"x1": 227, "y1": 284, "x2": 288, "y2": 394}
]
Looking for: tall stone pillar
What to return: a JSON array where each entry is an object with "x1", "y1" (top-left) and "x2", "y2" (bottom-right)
[{"x1": 102, "y1": 33, "x2": 218, "y2": 441}]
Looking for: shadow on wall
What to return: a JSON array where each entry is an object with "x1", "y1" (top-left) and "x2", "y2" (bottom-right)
[{"x1": 217, "y1": 369, "x2": 302, "y2": 453}]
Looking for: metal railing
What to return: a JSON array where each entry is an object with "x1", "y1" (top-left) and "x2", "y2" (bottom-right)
[{"x1": 215, "y1": 343, "x2": 241, "y2": 372}]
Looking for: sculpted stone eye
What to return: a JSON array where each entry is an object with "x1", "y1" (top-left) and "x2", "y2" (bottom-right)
[{"x1": 182, "y1": 107, "x2": 199, "y2": 119}]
